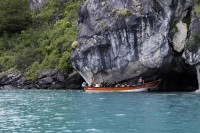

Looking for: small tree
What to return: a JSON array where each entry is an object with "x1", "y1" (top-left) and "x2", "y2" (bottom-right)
[
  {"x1": 59, "y1": 51, "x2": 73, "y2": 72},
  {"x1": 0, "y1": 0, "x2": 32, "y2": 34}
]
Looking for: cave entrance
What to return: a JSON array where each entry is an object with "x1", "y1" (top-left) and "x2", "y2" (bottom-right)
[{"x1": 159, "y1": 71, "x2": 198, "y2": 91}]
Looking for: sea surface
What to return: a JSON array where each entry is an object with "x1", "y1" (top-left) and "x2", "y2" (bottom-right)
[{"x1": 0, "y1": 90, "x2": 200, "y2": 133}]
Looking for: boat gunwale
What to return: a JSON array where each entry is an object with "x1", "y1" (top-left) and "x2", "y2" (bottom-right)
[{"x1": 84, "y1": 80, "x2": 160, "y2": 91}]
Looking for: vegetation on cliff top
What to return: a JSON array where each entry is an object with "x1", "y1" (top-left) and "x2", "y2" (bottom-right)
[
  {"x1": 0, "y1": 0, "x2": 32, "y2": 34},
  {"x1": 0, "y1": 0, "x2": 80, "y2": 80}
]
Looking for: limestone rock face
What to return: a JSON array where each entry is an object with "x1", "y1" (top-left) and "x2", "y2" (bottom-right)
[
  {"x1": 71, "y1": 0, "x2": 193, "y2": 85},
  {"x1": 172, "y1": 21, "x2": 187, "y2": 52},
  {"x1": 184, "y1": 49, "x2": 200, "y2": 65},
  {"x1": 29, "y1": 0, "x2": 47, "y2": 10},
  {"x1": 184, "y1": 13, "x2": 200, "y2": 90},
  {"x1": 184, "y1": 14, "x2": 200, "y2": 65}
]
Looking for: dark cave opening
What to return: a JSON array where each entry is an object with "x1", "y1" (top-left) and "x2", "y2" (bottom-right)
[
  {"x1": 158, "y1": 52, "x2": 199, "y2": 91},
  {"x1": 159, "y1": 71, "x2": 198, "y2": 91}
]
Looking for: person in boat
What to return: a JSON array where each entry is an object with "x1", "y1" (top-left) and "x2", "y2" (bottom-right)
[
  {"x1": 124, "y1": 82, "x2": 129, "y2": 87},
  {"x1": 110, "y1": 82, "x2": 116, "y2": 87},
  {"x1": 121, "y1": 84, "x2": 125, "y2": 87},
  {"x1": 81, "y1": 82, "x2": 87, "y2": 88},
  {"x1": 95, "y1": 83, "x2": 100, "y2": 87},
  {"x1": 115, "y1": 83, "x2": 121, "y2": 87},
  {"x1": 101, "y1": 82, "x2": 105, "y2": 87},
  {"x1": 89, "y1": 83, "x2": 94, "y2": 87},
  {"x1": 105, "y1": 82, "x2": 110, "y2": 87},
  {"x1": 138, "y1": 77, "x2": 144, "y2": 85}
]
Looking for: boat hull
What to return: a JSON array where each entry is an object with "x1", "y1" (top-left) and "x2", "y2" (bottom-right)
[
  {"x1": 84, "y1": 80, "x2": 160, "y2": 93},
  {"x1": 84, "y1": 88, "x2": 148, "y2": 93}
]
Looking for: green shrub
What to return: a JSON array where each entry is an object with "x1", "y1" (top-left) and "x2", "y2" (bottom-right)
[
  {"x1": 0, "y1": 0, "x2": 81, "y2": 80},
  {"x1": 0, "y1": 54, "x2": 15, "y2": 71},
  {"x1": 32, "y1": 0, "x2": 59, "y2": 23},
  {"x1": 59, "y1": 51, "x2": 73, "y2": 71},
  {"x1": 25, "y1": 62, "x2": 41, "y2": 80},
  {"x1": 0, "y1": 0, "x2": 32, "y2": 34},
  {"x1": 15, "y1": 47, "x2": 44, "y2": 70},
  {"x1": 54, "y1": 20, "x2": 71, "y2": 28}
]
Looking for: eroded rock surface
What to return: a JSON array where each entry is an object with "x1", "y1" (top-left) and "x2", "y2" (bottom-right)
[
  {"x1": 29, "y1": 0, "x2": 47, "y2": 10},
  {"x1": 184, "y1": 13, "x2": 200, "y2": 89},
  {"x1": 71, "y1": 0, "x2": 195, "y2": 88}
]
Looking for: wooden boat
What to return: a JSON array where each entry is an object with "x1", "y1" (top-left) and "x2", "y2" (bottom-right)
[{"x1": 84, "y1": 80, "x2": 160, "y2": 93}]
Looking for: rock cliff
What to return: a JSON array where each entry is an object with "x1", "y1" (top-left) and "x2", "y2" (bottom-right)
[
  {"x1": 184, "y1": 11, "x2": 200, "y2": 90},
  {"x1": 0, "y1": 70, "x2": 83, "y2": 90},
  {"x1": 29, "y1": 0, "x2": 47, "y2": 10},
  {"x1": 71, "y1": 0, "x2": 199, "y2": 91}
]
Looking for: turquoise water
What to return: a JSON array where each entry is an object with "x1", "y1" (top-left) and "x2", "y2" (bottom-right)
[{"x1": 0, "y1": 90, "x2": 200, "y2": 133}]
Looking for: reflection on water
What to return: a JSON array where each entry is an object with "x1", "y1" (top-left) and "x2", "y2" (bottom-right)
[{"x1": 0, "y1": 90, "x2": 199, "y2": 132}]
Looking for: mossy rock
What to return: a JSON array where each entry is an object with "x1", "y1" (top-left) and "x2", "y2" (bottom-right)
[
  {"x1": 111, "y1": 8, "x2": 132, "y2": 17},
  {"x1": 71, "y1": 41, "x2": 79, "y2": 49}
]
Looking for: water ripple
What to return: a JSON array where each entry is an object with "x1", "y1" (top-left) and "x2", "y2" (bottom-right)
[
  {"x1": 0, "y1": 90, "x2": 199, "y2": 133},
  {"x1": 115, "y1": 114, "x2": 126, "y2": 117}
]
